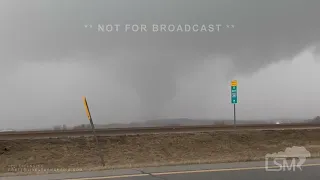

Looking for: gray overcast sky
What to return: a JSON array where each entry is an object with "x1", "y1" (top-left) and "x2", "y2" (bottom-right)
[{"x1": 0, "y1": 0, "x2": 320, "y2": 129}]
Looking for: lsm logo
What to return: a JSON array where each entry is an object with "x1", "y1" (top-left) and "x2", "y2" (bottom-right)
[{"x1": 265, "y1": 146, "x2": 311, "y2": 172}]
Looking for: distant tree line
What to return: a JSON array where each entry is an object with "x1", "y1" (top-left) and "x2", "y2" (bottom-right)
[
  {"x1": 72, "y1": 124, "x2": 92, "y2": 129},
  {"x1": 52, "y1": 124, "x2": 67, "y2": 130},
  {"x1": 52, "y1": 116, "x2": 320, "y2": 130},
  {"x1": 52, "y1": 124, "x2": 93, "y2": 130},
  {"x1": 311, "y1": 116, "x2": 320, "y2": 124}
]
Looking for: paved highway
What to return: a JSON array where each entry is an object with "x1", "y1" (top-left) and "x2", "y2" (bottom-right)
[
  {"x1": 1, "y1": 159, "x2": 320, "y2": 180},
  {"x1": 1, "y1": 123, "x2": 320, "y2": 140}
]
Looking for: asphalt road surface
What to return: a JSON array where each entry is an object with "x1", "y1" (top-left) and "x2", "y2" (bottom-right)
[{"x1": 1, "y1": 159, "x2": 320, "y2": 180}]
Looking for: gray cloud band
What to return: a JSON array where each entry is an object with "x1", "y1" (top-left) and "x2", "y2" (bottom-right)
[{"x1": 1, "y1": 0, "x2": 320, "y2": 121}]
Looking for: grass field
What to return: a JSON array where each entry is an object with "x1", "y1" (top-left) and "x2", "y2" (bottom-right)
[{"x1": 1, "y1": 129, "x2": 320, "y2": 175}]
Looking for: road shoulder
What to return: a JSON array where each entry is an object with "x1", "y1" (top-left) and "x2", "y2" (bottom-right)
[{"x1": 1, "y1": 158, "x2": 320, "y2": 180}]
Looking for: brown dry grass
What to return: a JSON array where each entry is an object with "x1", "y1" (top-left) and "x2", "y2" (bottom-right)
[{"x1": 1, "y1": 129, "x2": 320, "y2": 175}]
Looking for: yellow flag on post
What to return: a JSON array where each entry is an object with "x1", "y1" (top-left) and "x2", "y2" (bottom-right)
[
  {"x1": 82, "y1": 96, "x2": 92, "y2": 120},
  {"x1": 81, "y1": 96, "x2": 105, "y2": 166}
]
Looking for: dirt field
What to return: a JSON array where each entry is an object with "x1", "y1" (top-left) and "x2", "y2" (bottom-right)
[{"x1": 1, "y1": 129, "x2": 320, "y2": 175}]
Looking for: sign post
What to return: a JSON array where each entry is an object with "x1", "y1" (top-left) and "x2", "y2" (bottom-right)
[
  {"x1": 82, "y1": 96, "x2": 105, "y2": 166},
  {"x1": 231, "y1": 80, "x2": 238, "y2": 128}
]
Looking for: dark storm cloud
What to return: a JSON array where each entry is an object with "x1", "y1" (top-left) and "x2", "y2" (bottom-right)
[
  {"x1": 2, "y1": 0, "x2": 319, "y2": 67},
  {"x1": 1, "y1": 0, "x2": 320, "y2": 125}
]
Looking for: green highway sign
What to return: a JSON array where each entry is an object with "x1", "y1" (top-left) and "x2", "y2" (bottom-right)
[
  {"x1": 231, "y1": 80, "x2": 238, "y2": 104},
  {"x1": 231, "y1": 80, "x2": 238, "y2": 127}
]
